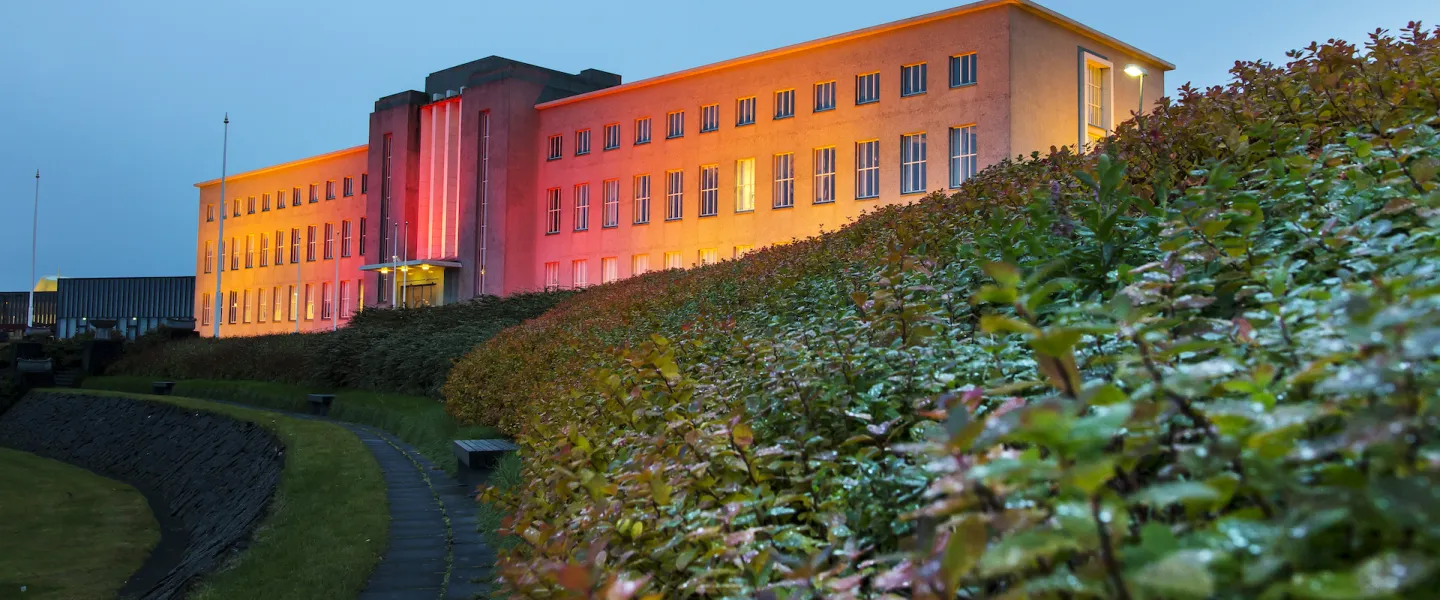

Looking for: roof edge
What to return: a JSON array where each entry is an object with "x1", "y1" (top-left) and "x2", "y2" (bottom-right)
[{"x1": 194, "y1": 144, "x2": 368, "y2": 188}]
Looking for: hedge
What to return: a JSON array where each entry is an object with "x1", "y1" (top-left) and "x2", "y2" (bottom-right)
[{"x1": 447, "y1": 26, "x2": 1440, "y2": 598}]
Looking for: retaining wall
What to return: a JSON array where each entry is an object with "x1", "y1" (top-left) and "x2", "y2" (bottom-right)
[{"x1": 0, "y1": 391, "x2": 283, "y2": 599}]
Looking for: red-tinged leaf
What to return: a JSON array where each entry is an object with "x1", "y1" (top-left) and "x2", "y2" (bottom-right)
[{"x1": 556, "y1": 563, "x2": 592, "y2": 593}]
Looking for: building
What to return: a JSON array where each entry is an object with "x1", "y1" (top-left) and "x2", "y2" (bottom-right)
[
  {"x1": 2, "y1": 277, "x2": 193, "y2": 339},
  {"x1": 194, "y1": 0, "x2": 1170, "y2": 337}
]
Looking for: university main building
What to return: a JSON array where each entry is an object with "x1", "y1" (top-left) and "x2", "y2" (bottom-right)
[{"x1": 194, "y1": 0, "x2": 1169, "y2": 336}]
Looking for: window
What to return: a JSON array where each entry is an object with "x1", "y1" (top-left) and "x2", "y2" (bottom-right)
[
  {"x1": 323, "y1": 223, "x2": 335, "y2": 259},
  {"x1": 273, "y1": 287, "x2": 282, "y2": 322},
  {"x1": 665, "y1": 170, "x2": 683, "y2": 220},
  {"x1": 321, "y1": 282, "x2": 333, "y2": 320},
  {"x1": 572, "y1": 260, "x2": 589, "y2": 288},
  {"x1": 292, "y1": 187, "x2": 302, "y2": 207},
  {"x1": 856, "y1": 140, "x2": 881, "y2": 199},
  {"x1": 635, "y1": 117, "x2": 652, "y2": 144},
  {"x1": 736, "y1": 97, "x2": 756, "y2": 126},
  {"x1": 815, "y1": 81, "x2": 836, "y2": 112},
  {"x1": 699, "y1": 248, "x2": 719, "y2": 266},
  {"x1": 901, "y1": 63, "x2": 928, "y2": 96},
  {"x1": 773, "y1": 153, "x2": 795, "y2": 208},
  {"x1": 856, "y1": 72, "x2": 880, "y2": 104},
  {"x1": 262, "y1": 193, "x2": 271, "y2": 211},
  {"x1": 814, "y1": 147, "x2": 837, "y2": 203},
  {"x1": 206, "y1": 204, "x2": 214, "y2": 222},
  {"x1": 260, "y1": 234, "x2": 269, "y2": 267},
  {"x1": 288, "y1": 285, "x2": 297, "y2": 321},
  {"x1": 664, "y1": 251, "x2": 684, "y2": 270},
  {"x1": 201, "y1": 293, "x2": 211, "y2": 326},
  {"x1": 247, "y1": 196, "x2": 256, "y2": 214},
  {"x1": 1082, "y1": 54, "x2": 1113, "y2": 147},
  {"x1": 290, "y1": 229, "x2": 300, "y2": 264},
  {"x1": 204, "y1": 241, "x2": 213, "y2": 274},
  {"x1": 245, "y1": 234, "x2": 254, "y2": 268},
  {"x1": 601, "y1": 257, "x2": 618, "y2": 284},
  {"x1": 575, "y1": 129, "x2": 591, "y2": 155},
  {"x1": 343, "y1": 176, "x2": 354, "y2": 197},
  {"x1": 307, "y1": 225, "x2": 317, "y2": 261},
  {"x1": 305, "y1": 284, "x2": 314, "y2": 320},
  {"x1": 666, "y1": 111, "x2": 684, "y2": 139},
  {"x1": 734, "y1": 245, "x2": 753, "y2": 258},
  {"x1": 774, "y1": 89, "x2": 795, "y2": 119},
  {"x1": 230, "y1": 237, "x2": 239, "y2": 270},
  {"x1": 632, "y1": 254, "x2": 649, "y2": 276},
  {"x1": 357, "y1": 281, "x2": 364, "y2": 314},
  {"x1": 602, "y1": 179, "x2": 619, "y2": 228},
  {"x1": 228, "y1": 291, "x2": 237, "y2": 324},
  {"x1": 950, "y1": 53, "x2": 978, "y2": 87},
  {"x1": 901, "y1": 133, "x2": 928, "y2": 194},
  {"x1": 359, "y1": 218, "x2": 367, "y2": 256},
  {"x1": 574, "y1": 183, "x2": 590, "y2": 231},
  {"x1": 604, "y1": 123, "x2": 620, "y2": 150},
  {"x1": 243, "y1": 290, "x2": 251, "y2": 323},
  {"x1": 949, "y1": 125, "x2": 978, "y2": 188},
  {"x1": 258, "y1": 288, "x2": 267, "y2": 323},
  {"x1": 544, "y1": 262, "x2": 560, "y2": 290},
  {"x1": 341, "y1": 220, "x2": 352, "y2": 257},
  {"x1": 547, "y1": 135, "x2": 563, "y2": 160},
  {"x1": 360, "y1": 174, "x2": 368, "y2": 194},
  {"x1": 1087, "y1": 65, "x2": 1105, "y2": 128},
  {"x1": 633, "y1": 175, "x2": 651, "y2": 224},
  {"x1": 340, "y1": 281, "x2": 351, "y2": 319},
  {"x1": 545, "y1": 188, "x2": 562, "y2": 234},
  {"x1": 233, "y1": 198, "x2": 241, "y2": 217},
  {"x1": 325, "y1": 180, "x2": 336, "y2": 200},
  {"x1": 277, "y1": 190, "x2": 286, "y2": 209},
  {"x1": 309, "y1": 184, "x2": 319, "y2": 203},
  {"x1": 701, "y1": 104, "x2": 720, "y2": 132},
  {"x1": 735, "y1": 158, "x2": 755, "y2": 212},
  {"x1": 700, "y1": 165, "x2": 719, "y2": 217},
  {"x1": 274, "y1": 230, "x2": 285, "y2": 265}
]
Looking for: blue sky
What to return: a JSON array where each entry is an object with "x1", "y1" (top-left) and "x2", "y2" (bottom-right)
[{"x1": 2, "y1": 0, "x2": 1436, "y2": 290}]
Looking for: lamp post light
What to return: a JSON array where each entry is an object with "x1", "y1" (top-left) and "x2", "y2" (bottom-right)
[{"x1": 1123, "y1": 64, "x2": 1148, "y2": 115}]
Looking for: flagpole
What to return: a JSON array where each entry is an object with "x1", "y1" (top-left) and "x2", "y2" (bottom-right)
[
  {"x1": 213, "y1": 114, "x2": 229, "y2": 338},
  {"x1": 401, "y1": 221, "x2": 409, "y2": 308},
  {"x1": 390, "y1": 222, "x2": 399, "y2": 308},
  {"x1": 332, "y1": 229, "x2": 340, "y2": 331},
  {"x1": 28, "y1": 170, "x2": 39, "y2": 328}
]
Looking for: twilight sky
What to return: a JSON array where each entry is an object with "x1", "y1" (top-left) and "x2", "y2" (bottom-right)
[{"x1": 1, "y1": 0, "x2": 1436, "y2": 291}]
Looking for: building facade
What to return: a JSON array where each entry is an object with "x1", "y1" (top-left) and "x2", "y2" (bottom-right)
[{"x1": 194, "y1": 0, "x2": 1170, "y2": 337}]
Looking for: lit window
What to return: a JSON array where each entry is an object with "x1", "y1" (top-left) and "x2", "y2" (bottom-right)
[
  {"x1": 341, "y1": 220, "x2": 352, "y2": 257},
  {"x1": 572, "y1": 260, "x2": 589, "y2": 288},
  {"x1": 323, "y1": 223, "x2": 334, "y2": 259},
  {"x1": 734, "y1": 245, "x2": 753, "y2": 258},
  {"x1": 601, "y1": 257, "x2": 618, "y2": 284},
  {"x1": 735, "y1": 158, "x2": 755, "y2": 212},
  {"x1": 666, "y1": 170, "x2": 683, "y2": 221},
  {"x1": 773, "y1": 153, "x2": 795, "y2": 208},
  {"x1": 774, "y1": 89, "x2": 795, "y2": 119},
  {"x1": 664, "y1": 251, "x2": 684, "y2": 270},
  {"x1": 699, "y1": 248, "x2": 718, "y2": 266},
  {"x1": 546, "y1": 188, "x2": 562, "y2": 234},
  {"x1": 666, "y1": 111, "x2": 684, "y2": 139},
  {"x1": 201, "y1": 293, "x2": 211, "y2": 326},
  {"x1": 307, "y1": 225, "x2": 317, "y2": 262},
  {"x1": 547, "y1": 135, "x2": 563, "y2": 160},
  {"x1": 949, "y1": 125, "x2": 978, "y2": 188},
  {"x1": 247, "y1": 196, "x2": 256, "y2": 214},
  {"x1": 325, "y1": 180, "x2": 336, "y2": 200},
  {"x1": 901, "y1": 133, "x2": 927, "y2": 194},
  {"x1": 204, "y1": 241, "x2": 213, "y2": 274},
  {"x1": 901, "y1": 63, "x2": 928, "y2": 96},
  {"x1": 544, "y1": 262, "x2": 560, "y2": 290},
  {"x1": 602, "y1": 180, "x2": 619, "y2": 228},
  {"x1": 950, "y1": 53, "x2": 978, "y2": 87},
  {"x1": 856, "y1": 140, "x2": 881, "y2": 199},
  {"x1": 700, "y1": 165, "x2": 719, "y2": 217},
  {"x1": 260, "y1": 234, "x2": 269, "y2": 267},
  {"x1": 814, "y1": 81, "x2": 836, "y2": 112},
  {"x1": 574, "y1": 183, "x2": 590, "y2": 231},
  {"x1": 305, "y1": 284, "x2": 314, "y2": 320},
  {"x1": 856, "y1": 72, "x2": 880, "y2": 104},
  {"x1": 262, "y1": 193, "x2": 271, "y2": 211},
  {"x1": 632, "y1": 254, "x2": 649, "y2": 276},
  {"x1": 633, "y1": 175, "x2": 651, "y2": 224},
  {"x1": 575, "y1": 129, "x2": 591, "y2": 156},
  {"x1": 736, "y1": 97, "x2": 756, "y2": 126},
  {"x1": 701, "y1": 104, "x2": 720, "y2": 132},
  {"x1": 288, "y1": 285, "x2": 297, "y2": 321},
  {"x1": 635, "y1": 117, "x2": 652, "y2": 144},
  {"x1": 814, "y1": 147, "x2": 836, "y2": 203},
  {"x1": 1083, "y1": 55, "x2": 1112, "y2": 147},
  {"x1": 604, "y1": 123, "x2": 620, "y2": 150},
  {"x1": 343, "y1": 176, "x2": 354, "y2": 197}
]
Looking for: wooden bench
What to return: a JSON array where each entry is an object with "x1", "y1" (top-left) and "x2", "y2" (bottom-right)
[
  {"x1": 306, "y1": 394, "x2": 335, "y2": 416},
  {"x1": 151, "y1": 381, "x2": 175, "y2": 395},
  {"x1": 453, "y1": 439, "x2": 519, "y2": 472}
]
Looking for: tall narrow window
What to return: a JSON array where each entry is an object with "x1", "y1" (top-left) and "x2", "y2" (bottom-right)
[
  {"x1": 774, "y1": 89, "x2": 795, "y2": 119},
  {"x1": 233, "y1": 198, "x2": 241, "y2": 217},
  {"x1": 321, "y1": 282, "x2": 333, "y2": 320},
  {"x1": 545, "y1": 188, "x2": 562, "y2": 234},
  {"x1": 572, "y1": 260, "x2": 588, "y2": 288},
  {"x1": 664, "y1": 251, "x2": 683, "y2": 270},
  {"x1": 701, "y1": 104, "x2": 720, "y2": 132},
  {"x1": 574, "y1": 183, "x2": 590, "y2": 231},
  {"x1": 292, "y1": 187, "x2": 302, "y2": 207},
  {"x1": 602, "y1": 179, "x2": 619, "y2": 228},
  {"x1": 666, "y1": 111, "x2": 685, "y2": 139},
  {"x1": 666, "y1": 170, "x2": 684, "y2": 220},
  {"x1": 734, "y1": 245, "x2": 753, "y2": 258},
  {"x1": 814, "y1": 81, "x2": 836, "y2": 112},
  {"x1": 773, "y1": 153, "x2": 795, "y2": 208},
  {"x1": 635, "y1": 117, "x2": 652, "y2": 144},
  {"x1": 273, "y1": 287, "x2": 282, "y2": 322},
  {"x1": 325, "y1": 180, "x2": 336, "y2": 200},
  {"x1": 544, "y1": 262, "x2": 560, "y2": 290},
  {"x1": 247, "y1": 196, "x2": 256, "y2": 214},
  {"x1": 901, "y1": 63, "x2": 928, "y2": 96},
  {"x1": 632, "y1": 254, "x2": 649, "y2": 276},
  {"x1": 305, "y1": 284, "x2": 314, "y2": 320},
  {"x1": 262, "y1": 193, "x2": 271, "y2": 211},
  {"x1": 604, "y1": 123, "x2": 620, "y2": 150},
  {"x1": 699, "y1": 248, "x2": 719, "y2": 266},
  {"x1": 856, "y1": 72, "x2": 881, "y2": 104},
  {"x1": 288, "y1": 285, "x2": 297, "y2": 321},
  {"x1": 309, "y1": 184, "x2": 319, "y2": 203},
  {"x1": 258, "y1": 288, "x2": 268, "y2": 323},
  {"x1": 275, "y1": 230, "x2": 284, "y2": 265},
  {"x1": 735, "y1": 158, "x2": 755, "y2": 212},
  {"x1": 343, "y1": 176, "x2": 354, "y2": 197},
  {"x1": 700, "y1": 165, "x2": 719, "y2": 217},
  {"x1": 814, "y1": 147, "x2": 837, "y2": 203},
  {"x1": 260, "y1": 233, "x2": 270, "y2": 267},
  {"x1": 359, "y1": 217, "x2": 367, "y2": 256},
  {"x1": 230, "y1": 237, "x2": 239, "y2": 270},
  {"x1": 276, "y1": 190, "x2": 286, "y2": 209},
  {"x1": 228, "y1": 291, "x2": 237, "y2": 324},
  {"x1": 323, "y1": 223, "x2": 335, "y2": 259},
  {"x1": 950, "y1": 53, "x2": 978, "y2": 87},
  {"x1": 547, "y1": 135, "x2": 563, "y2": 160},
  {"x1": 245, "y1": 234, "x2": 254, "y2": 268},
  {"x1": 1082, "y1": 55, "x2": 1113, "y2": 148},
  {"x1": 204, "y1": 241, "x2": 213, "y2": 274},
  {"x1": 633, "y1": 175, "x2": 651, "y2": 224},
  {"x1": 901, "y1": 133, "x2": 928, "y2": 194},
  {"x1": 856, "y1": 140, "x2": 881, "y2": 199},
  {"x1": 243, "y1": 290, "x2": 250, "y2": 323},
  {"x1": 201, "y1": 293, "x2": 211, "y2": 326},
  {"x1": 601, "y1": 257, "x2": 618, "y2": 284},
  {"x1": 307, "y1": 225, "x2": 317, "y2": 262},
  {"x1": 206, "y1": 204, "x2": 215, "y2": 222},
  {"x1": 290, "y1": 228, "x2": 300, "y2": 264},
  {"x1": 340, "y1": 281, "x2": 351, "y2": 319},
  {"x1": 1087, "y1": 65, "x2": 1105, "y2": 128},
  {"x1": 736, "y1": 97, "x2": 756, "y2": 126},
  {"x1": 360, "y1": 174, "x2": 368, "y2": 194},
  {"x1": 575, "y1": 129, "x2": 591, "y2": 155},
  {"x1": 949, "y1": 125, "x2": 978, "y2": 188},
  {"x1": 341, "y1": 220, "x2": 352, "y2": 257}
]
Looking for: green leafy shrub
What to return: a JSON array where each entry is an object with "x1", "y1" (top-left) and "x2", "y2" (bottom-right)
[{"x1": 454, "y1": 25, "x2": 1440, "y2": 598}]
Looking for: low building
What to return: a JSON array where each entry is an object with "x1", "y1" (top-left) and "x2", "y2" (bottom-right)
[
  {"x1": 0, "y1": 292, "x2": 57, "y2": 334},
  {"x1": 53, "y1": 277, "x2": 196, "y2": 340},
  {"x1": 194, "y1": 0, "x2": 1171, "y2": 337}
]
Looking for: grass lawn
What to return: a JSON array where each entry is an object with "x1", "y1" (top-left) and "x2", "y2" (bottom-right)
[
  {"x1": 0, "y1": 447, "x2": 159, "y2": 600},
  {"x1": 64, "y1": 389, "x2": 388, "y2": 600},
  {"x1": 84, "y1": 377, "x2": 501, "y2": 475}
]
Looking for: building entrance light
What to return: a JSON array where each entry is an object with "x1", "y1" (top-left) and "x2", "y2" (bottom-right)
[{"x1": 420, "y1": 264, "x2": 431, "y2": 271}]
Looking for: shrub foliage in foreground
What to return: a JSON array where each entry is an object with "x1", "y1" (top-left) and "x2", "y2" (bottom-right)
[
  {"x1": 108, "y1": 292, "x2": 570, "y2": 396},
  {"x1": 452, "y1": 26, "x2": 1440, "y2": 599}
]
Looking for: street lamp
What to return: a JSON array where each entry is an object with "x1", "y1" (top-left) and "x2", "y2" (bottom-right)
[{"x1": 1124, "y1": 64, "x2": 1148, "y2": 115}]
